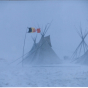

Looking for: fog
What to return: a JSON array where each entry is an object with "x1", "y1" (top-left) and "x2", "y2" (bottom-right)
[{"x1": 0, "y1": 1, "x2": 88, "y2": 61}]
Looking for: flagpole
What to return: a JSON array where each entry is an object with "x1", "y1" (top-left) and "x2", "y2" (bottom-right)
[{"x1": 22, "y1": 28, "x2": 27, "y2": 67}]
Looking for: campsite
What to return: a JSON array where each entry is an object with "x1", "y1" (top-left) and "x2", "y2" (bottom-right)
[
  {"x1": 1, "y1": 23, "x2": 88, "y2": 87},
  {"x1": 0, "y1": 0, "x2": 88, "y2": 87}
]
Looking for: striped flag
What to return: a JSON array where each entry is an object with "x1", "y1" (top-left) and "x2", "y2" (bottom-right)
[{"x1": 27, "y1": 27, "x2": 41, "y2": 33}]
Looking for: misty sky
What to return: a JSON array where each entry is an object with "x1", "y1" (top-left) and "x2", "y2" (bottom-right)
[{"x1": 0, "y1": 1, "x2": 88, "y2": 61}]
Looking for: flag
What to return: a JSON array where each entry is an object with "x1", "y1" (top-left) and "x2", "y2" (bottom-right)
[
  {"x1": 28, "y1": 27, "x2": 36, "y2": 33},
  {"x1": 37, "y1": 28, "x2": 41, "y2": 33}
]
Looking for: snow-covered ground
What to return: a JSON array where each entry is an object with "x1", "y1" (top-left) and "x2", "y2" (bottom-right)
[{"x1": 0, "y1": 59, "x2": 88, "y2": 87}]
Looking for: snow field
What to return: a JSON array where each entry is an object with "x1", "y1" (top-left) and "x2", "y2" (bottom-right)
[{"x1": 0, "y1": 63, "x2": 88, "y2": 87}]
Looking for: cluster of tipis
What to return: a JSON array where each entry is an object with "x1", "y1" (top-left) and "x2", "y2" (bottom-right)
[{"x1": 22, "y1": 24, "x2": 62, "y2": 66}]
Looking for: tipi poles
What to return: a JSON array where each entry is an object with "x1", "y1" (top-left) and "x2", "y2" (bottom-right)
[
  {"x1": 44, "y1": 20, "x2": 53, "y2": 35},
  {"x1": 84, "y1": 41, "x2": 88, "y2": 50},
  {"x1": 78, "y1": 42, "x2": 83, "y2": 57},
  {"x1": 72, "y1": 24, "x2": 88, "y2": 61},
  {"x1": 43, "y1": 23, "x2": 49, "y2": 35},
  {"x1": 83, "y1": 42, "x2": 86, "y2": 53},
  {"x1": 72, "y1": 39, "x2": 88, "y2": 60},
  {"x1": 22, "y1": 28, "x2": 28, "y2": 67},
  {"x1": 9, "y1": 51, "x2": 29, "y2": 65},
  {"x1": 31, "y1": 34, "x2": 37, "y2": 45},
  {"x1": 72, "y1": 41, "x2": 83, "y2": 59}
]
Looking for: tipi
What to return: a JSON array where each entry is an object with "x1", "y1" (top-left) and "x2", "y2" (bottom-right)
[
  {"x1": 22, "y1": 25, "x2": 62, "y2": 66},
  {"x1": 71, "y1": 24, "x2": 88, "y2": 63}
]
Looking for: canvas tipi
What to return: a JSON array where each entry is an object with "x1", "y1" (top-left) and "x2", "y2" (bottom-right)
[
  {"x1": 22, "y1": 25, "x2": 62, "y2": 66},
  {"x1": 71, "y1": 24, "x2": 88, "y2": 63}
]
